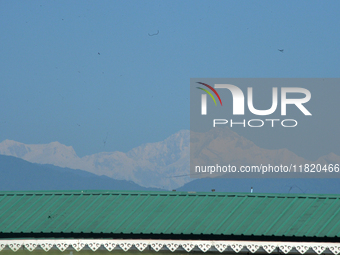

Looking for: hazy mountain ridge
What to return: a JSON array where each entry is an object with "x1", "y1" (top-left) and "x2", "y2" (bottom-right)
[
  {"x1": 191, "y1": 128, "x2": 340, "y2": 179},
  {"x1": 0, "y1": 154, "x2": 161, "y2": 191},
  {"x1": 1, "y1": 128, "x2": 339, "y2": 190},
  {"x1": 0, "y1": 130, "x2": 190, "y2": 189},
  {"x1": 0, "y1": 139, "x2": 80, "y2": 166}
]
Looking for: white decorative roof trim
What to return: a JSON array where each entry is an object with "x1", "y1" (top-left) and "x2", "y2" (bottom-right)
[{"x1": 0, "y1": 239, "x2": 339, "y2": 254}]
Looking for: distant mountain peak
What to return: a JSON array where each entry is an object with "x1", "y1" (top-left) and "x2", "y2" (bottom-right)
[
  {"x1": 0, "y1": 133, "x2": 191, "y2": 190},
  {"x1": 0, "y1": 139, "x2": 78, "y2": 166},
  {"x1": 1, "y1": 139, "x2": 23, "y2": 145}
]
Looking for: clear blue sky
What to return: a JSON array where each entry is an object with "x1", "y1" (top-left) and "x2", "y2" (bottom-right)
[{"x1": 1, "y1": 0, "x2": 339, "y2": 157}]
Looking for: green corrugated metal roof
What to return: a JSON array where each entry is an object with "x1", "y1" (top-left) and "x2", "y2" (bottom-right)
[{"x1": 0, "y1": 190, "x2": 340, "y2": 238}]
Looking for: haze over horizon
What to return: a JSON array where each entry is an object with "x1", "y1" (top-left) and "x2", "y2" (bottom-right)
[{"x1": 1, "y1": 128, "x2": 340, "y2": 190}]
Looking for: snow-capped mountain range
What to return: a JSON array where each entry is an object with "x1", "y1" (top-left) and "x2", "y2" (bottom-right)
[
  {"x1": 0, "y1": 130, "x2": 190, "y2": 190},
  {"x1": 0, "y1": 128, "x2": 339, "y2": 190}
]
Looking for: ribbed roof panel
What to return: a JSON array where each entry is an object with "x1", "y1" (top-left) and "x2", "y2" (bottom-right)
[{"x1": 0, "y1": 191, "x2": 339, "y2": 238}]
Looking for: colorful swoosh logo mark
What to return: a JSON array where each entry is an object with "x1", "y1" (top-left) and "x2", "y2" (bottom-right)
[{"x1": 196, "y1": 82, "x2": 223, "y2": 106}]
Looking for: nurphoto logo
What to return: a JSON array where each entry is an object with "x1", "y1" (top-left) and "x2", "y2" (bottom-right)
[{"x1": 196, "y1": 82, "x2": 312, "y2": 128}]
